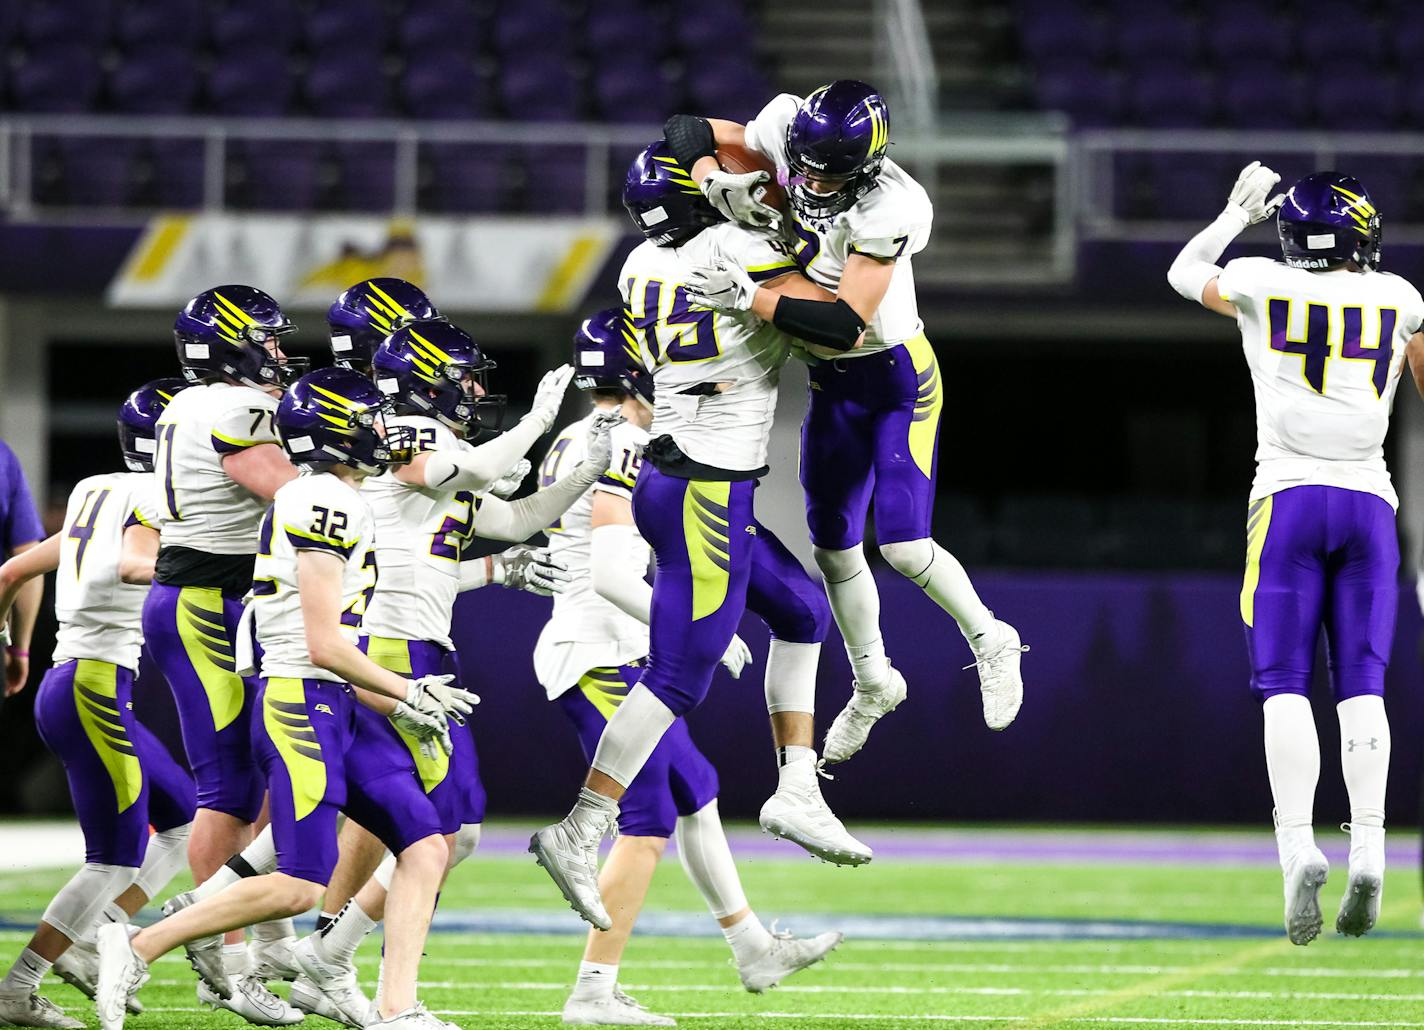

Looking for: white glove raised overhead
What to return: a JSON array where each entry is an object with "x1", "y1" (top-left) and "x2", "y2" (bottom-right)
[
  {"x1": 685, "y1": 260, "x2": 756, "y2": 313},
  {"x1": 488, "y1": 458, "x2": 530, "y2": 499},
  {"x1": 1226, "y1": 160, "x2": 1284, "y2": 226},
  {"x1": 524, "y1": 365, "x2": 575, "y2": 434},
  {"x1": 405, "y1": 673, "x2": 480, "y2": 725},
  {"x1": 389, "y1": 700, "x2": 449, "y2": 760},
  {"x1": 573, "y1": 411, "x2": 623, "y2": 485},
  {"x1": 700, "y1": 169, "x2": 783, "y2": 234},
  {"x1": 719, "y1": 634, "x2": 753, "y2": 679}
]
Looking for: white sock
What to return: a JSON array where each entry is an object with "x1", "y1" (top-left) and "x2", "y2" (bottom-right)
[
  {"x1": 1337, "y1": 695, "x2": 1390, "y2": 828},
  {"x1": 222, "y1": 942, "x2": 249, "y2": 977},
  {"x1": 1, "y1": 948, "x2": 50, "y2": 994},
  {"x1": 134, "y1": 823, "x2": 192, "y2": 899},
  {"x1": 1263, "y1": 693, "x2": 1319, "y2": 831},
  {"x1": 451, "y1": 823, "x2": 482, "y2": 867},
  {"x1": 674, "y1": 800, "x2": 749, "y2": 919},
  {"x1": 879, "y1": 539, "x2": 994, "y2": 642},
  {"x1": 253, "y1": 918, "x2": 295, "y2": 943},
  {"x1": 813, "y1": 546, "x2": 886, "y2": 688},
  {"x1": 764, "y1": 640, "x2": 819, "y2": 716},
  {"x1": 570, "y1": 960, "x2": 617, "y2": 1002},
  {"x1": 192, "y1": 864, "x2": 241, "y2": 903},
  {"x1": 319, "y1": 901, "x2": 376, "y2": 966},
  {"x1": 776, "y1": 745, "x2": 817, "y2": 789},
  {"x1": 720, "y1": 911, "x2": 773, "y2": 965},
  {"x1": 590, "y1": 684, "x2": 677, "y2": 788},
  {"x1": 241, "y1": 826, "x2": 279, "y2": 875}
]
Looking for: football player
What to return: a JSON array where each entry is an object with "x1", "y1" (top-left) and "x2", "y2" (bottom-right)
[
  {"x1": 534, "y1": 310, "x2": 843, "y2": 1025},
  {"x1": 95, "y1": 367, "x2": 474, "y2": 1030},
  {"x1": 665, "y1": 82, "x2": 1027, "y2": 764},
  {"x1": 531, "y1": 140, "x2": 870, "y2": 932},
  {"x1": 291, "y1": 320, "x2": 613, "y2": 1022},
  {"x1": 1168, "y1": 164, "x2": 1424, "y2": 943},
  {"x1": 327, "y1": 277, "x2": 444, "y2": 377},
  {"x1": 0, "y1": 381, "x2": 197, "y2": 1029}
]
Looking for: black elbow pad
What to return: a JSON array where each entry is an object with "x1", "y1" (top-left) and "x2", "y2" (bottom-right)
[
  {"x1": 772, "y1": 297, "x2": 866, "y2": 352},
  {"x1": 664, "y1": 115, "x2": 717, "y2": 169}
]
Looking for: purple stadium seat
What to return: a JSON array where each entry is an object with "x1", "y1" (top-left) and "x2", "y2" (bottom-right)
[
  {"x1": 685, "y1": 58, "x2": 768, "y2": 123},
  {"x1": 110, "y1": 51, "x2": 199, "y2": 114},
  {"x1": 55, "y1": 137, "x2": 137, "y2": 207},
  {"x1": 334, "y1": 141, "x2": 396, "y2": 211},
  {"x1": 399, "y1": 0, "x2": 482, "y2": 56},
  {"x1": 1315, "y1": 72, "x2": 1399, "y2": 130},
  {"x1": 232, "y1": 141, "x2": 324, "y2": 211},
  {"x1": 1116, "y1": 11, "x2": 1200, "y2": 67},
  {"x1": 210, "y1": 2, "x2": 294, "y2": 53},
  {"x1": 1019, "y1": 9, "x2": 1111, "y2": 68},
  {"x1": 114, "y1": 0, "x2": 204, "y2": 51},
  {"x1": 1201, "y1": 6, "x2": 1293, "y2": 64},
  {"x1": 500, "y1": 62, "x2": 579, "y2": 121},
  {"x1": 402, "y1": 55, "x2": 491, "y2": 119},
  {"x1": 1403, "y1": 76, "x2": 1424, "y2": 127},
  {"x1": 1129, "y1": 68, "x2": 1215, "y2": 128},
  {"x1": 1298, "y1": 18, "x2": 1384, "y2": 65},
  {"x1": 1218, "y1": 67, "x2": 1309, "y2": 130},
  {"x1": 1392, "y1": 19, "x2": 1424, "y2": 67},
  {"x1": 304, "y1": 0, "x2": 388, "y2": 56},
  {"x1": 1034, "y1": 65, "x2": 1125, "y2": 128},
  {"x1": 9, "y1": 46, "x2": 103, "y2": 113},
  {"x1": 423, "y1": 143, "x2": 507, "y2": 212},
  {"x1": 586, "y1": 8, "x2": 662, "y2": 55},
  {"x1": 494, "y1": 1, "x2": 570, "y2": 58},
  {"x1": 519, "y1": 144, "x2": 588, "y2": 213},
  {"x1": 22, "y1": 0, "x2": 112, "y2": 48},
  {"x1": 1146, "y1": 154, "x2": 1232, "y2": 220},
  {"x1": 0, "y1": 4, "x2": 19, "y2": 52},
  {"x1": 593, "y1": 61, "x2": 670, "y2": 124},
  {"x1": 674, "y1": 7, "x2": 753, "y2": 54},
  {"x1": 148, "y1": 137, "x2": 205, "y2": 208},
  {"x1": 207, "y1": 52, "x2": 295, "y2": 116},
  {"x1": 306, "y1": 55, "x2": 393, "y2": 117}
]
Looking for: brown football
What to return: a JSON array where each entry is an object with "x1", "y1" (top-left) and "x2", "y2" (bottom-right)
[{"x1": 715, "y1": 142, "x2": 787, "y2": 213}]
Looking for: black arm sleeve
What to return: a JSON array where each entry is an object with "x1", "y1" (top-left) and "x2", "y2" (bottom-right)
[
  {"x1": 771, "y1": 297, "x2": 866, "y2": 352},
  {"x1": 664, "y1": 115, "x2": 717, "y2": 170}
]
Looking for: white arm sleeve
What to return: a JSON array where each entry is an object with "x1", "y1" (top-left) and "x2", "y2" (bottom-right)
[
  {"x1": 1167, "y1": 206, "x2": 1250, "y2": 304},
  {"x1": 421, "y1": 416, "x2": 548, "y2": 493},
  {"x1": 457, "y1": 554, "x2": 495, "y2": 592},
  {"x1": 590, "y1": 523, "x2": 652, "y2": 624},
  {"x1": 468, "y1": 467, "x2": 598, "y2": 543}
]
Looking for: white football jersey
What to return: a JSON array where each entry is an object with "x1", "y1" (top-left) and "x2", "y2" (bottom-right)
[
  {"x1": 533, "y1": 411, "x2": 651, "y2": 698},
  {"x1": 252, "y1": 473, "x2": 376, "y2": 681},
  {"x1": 744, "y1": 92, "x2": 933, "y2": 354},
  {"x1": 1217, "y1": 257, "x2": 1424, "y2": 509},
  {"x1": 153, "y1": 382, "x2": 281, "y2": 554},
  {"x1": 620, "y1": 223, "x2": 798, "y2": 471},
  {"x1": 360, "y1": 415, "x2": 480, "y2": 650},
  {"x1": 52, "y1": 472, "x2": 157, "y2": 672}
]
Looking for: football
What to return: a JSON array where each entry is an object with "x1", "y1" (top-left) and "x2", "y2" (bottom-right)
[{"x1": 715, "y1": 141, "x2": 787, "y2": 213}]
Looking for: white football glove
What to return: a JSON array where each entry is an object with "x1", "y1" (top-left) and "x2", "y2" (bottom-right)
[
  {"x1": 719, "y1": 634, "x2": 753, "y2": 679},
  {"x1": 1226, "y1": 160, "x2": 1284, "y2": 226},
  {"x1": 574, "y1": 410, "x2": 623, "y2": 485},
  {"x1": 494, "y1": 545, "x2": 571, "y2": 596},
  {"x1": 389, "y1": 700, "x2": 449, "y2": 760},
  {"x1": 524, "y1": 365, "x2": 575, "y2": 433},
  {"x1": 685, "y1": 260, "x2": 756, "y2": 313},
  {"x1": 700, "y1": 169, "x2": 783, "y2": 233},
  {"x1": 406, "y1": 673, "x2": 480, "y2": 725},
  {"x1": 489, "y1": 458, "x2": 530, "y2": 499}
]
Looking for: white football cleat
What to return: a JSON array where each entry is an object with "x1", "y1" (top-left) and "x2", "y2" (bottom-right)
[
  {"x1": 0, "y1": 990, "x2": 86, "y2": 1029},
  {"x1": 366, "y1": 1003, "x2": 449, "y2": 1030},
  {"x1": 290, "y1": 975, "x2": 366, "y2": 1028},
  {"x1": 821, "y1": 666, "x2": 907, "y2": 765},
  {"x1": 292, "y1": 935, "x2": 372, "y2": 1028},
  {"x1": 759, "y1": 782, "x2": 872, "y2": 866},
  {"x1": 1276, "y1": 827, "x2": 1329, "y2": 946},
  {"x1": 161, "y1": 890, "x2": 230, "y2": 999},
  {"x1": 95, "y1": 923, "x2": 149, "y2": 1030},
  {"x1": 198, "y1": 975, "x2": 302, "y2": 1026},
  {"x1": 53, "y1": 939, "x2": 143, "y2": 1015},
  {"x1": 530, "y1": 792, "x2": 618, "y2": 931},
  {"x1": 1336, "y1": 823, "x2": 1385, "y2": 938},
  {"x1": 563, "y1": 987, "x2": 676, "y2": 1026},
  {"x1": 249, "y1": 935, "x2": 302, "y2": 982},
  {"x1": 966, "y1": 617, "x2": 1027, "y2": 731},
  {"x1": 737, "y1": 926, "x2": 844, "y2": 993}
]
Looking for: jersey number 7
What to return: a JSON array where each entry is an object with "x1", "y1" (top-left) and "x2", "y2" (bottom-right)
[{"x1": 1268, "y1": 300, "x2": 1397, "y2": 397}]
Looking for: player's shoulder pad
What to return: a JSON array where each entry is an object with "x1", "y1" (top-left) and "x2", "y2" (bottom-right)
[
  {"x1": 1215, "y1": 255, "x2": 1278, "y2": 303},
  {"x1": 713, "y1": 223, "x2": 800, "y2": 283},
  {"x1": 277, "y1": 473, "x2": 364, "y2": 552},
  {"x1": 210, "y1": 390, "x2": 280, "y2": 451},
  {"x1": 619, "y1": 241, "x2": 663, "y2": 294},
  {"x1": 391, "y1": 413, "x2": 457, "y2": 455},
  {"x1": 846, "y1": 164, "x2": 933, "y2": 259}
]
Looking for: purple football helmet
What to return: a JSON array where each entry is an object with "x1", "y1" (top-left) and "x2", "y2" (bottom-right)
[
  {"x1": 572, "y1": 307, "x2": 654, "y2": 407},
  {"x1": 785, "y1": 80, "x2": 890, "y2": 219},
  {"x1": 1278, "y1": 172, "x2": 1383, "y2": 271},
  {"x1": 327, "y1": 277, "x2": 443, "y2": 371},
  {"x1": 117, "y1": 377, "x2": 187, "y2": 472},
  {"x1": 276, "y1": 366, "x2": 403, "y2": 475},
  {"x1": 372, "y1": 319, "x2": 505, "y2": 434},
  {"x1": 623, "y1": 139, "x2": 724, "y2": 247},
  {"x1": 174, "y1": 285, "x2": 307, "y2": 389}
]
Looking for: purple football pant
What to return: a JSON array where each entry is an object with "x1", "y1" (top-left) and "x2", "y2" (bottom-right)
[
  {"x1": 253, "y1": 676, "x2": 442, "y2": 885},
  {"x1": 1242, "y1": 485, "x2": 1398, "y2": 703},
  {"x1": 34, "y1": 660, "x2": 176, "y2": 867},
  {"x1": 558, "y1": 663, "x2": 718, "y2": 838},
  {"x1": 141, "y1": 583, "x2": 263, "y2": 822},
  {"x1": 746, "y1": 508, "x2": 832, "y2": 645},
  {"x1": 359, "y1": 635, "x2": 486, "y2": 834},
  {"x1": 801, "y1": 333, "x2": 943, "y2": 550}
]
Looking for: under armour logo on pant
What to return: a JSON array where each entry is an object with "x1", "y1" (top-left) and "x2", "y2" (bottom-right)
[{"x1": 1346, "y1": 737, "x2": 1380, "y2": 752}]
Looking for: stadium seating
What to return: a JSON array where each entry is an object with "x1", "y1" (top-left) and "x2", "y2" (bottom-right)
[{"x1": 0, "y1": 0, "x2": 770, "y2": 211}]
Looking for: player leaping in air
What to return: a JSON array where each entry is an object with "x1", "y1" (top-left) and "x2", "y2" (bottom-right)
[
  {"x1": 1168, "y1": 163, "x2": 1424, "y2": 944},
  {"x1": 661, "y1": 80, "x2": 1027, "y2": 767}
]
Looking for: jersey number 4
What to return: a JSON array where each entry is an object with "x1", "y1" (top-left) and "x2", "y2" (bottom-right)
[{"x1": 1268, "y1": 299, "x2": 1397, "y2": 397}]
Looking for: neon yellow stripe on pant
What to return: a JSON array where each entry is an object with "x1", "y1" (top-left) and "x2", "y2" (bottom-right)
[
  {"x1": 683, "y1": 481, "x2": 732, "y2": 621},
  {"x1": 578, "y1": 666, "x2": 629, "y2": 720},
  {"x1": 175, "y1": 586, "x2": 244, "y2": 731},
  {"x1": 905, "y1": 333, "x2": 942, "y2": 479},
  {"x1": 1240, "y1": 495, "x2": 1274, "y2": 627},
  {"x1": 73, "y1": 660, "x2": 143, "y2": 813},
  {"x1": 366, "y1": 635, "x2": 450, "y2": 792},
  {"x1": 263, "y1": 678, "x2": 326, "y2": 821}
]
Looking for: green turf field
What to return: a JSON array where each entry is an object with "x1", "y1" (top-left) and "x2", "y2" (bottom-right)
[{"x1": 3, "y1": 825, "x2": 1422, "y2": 1028}]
